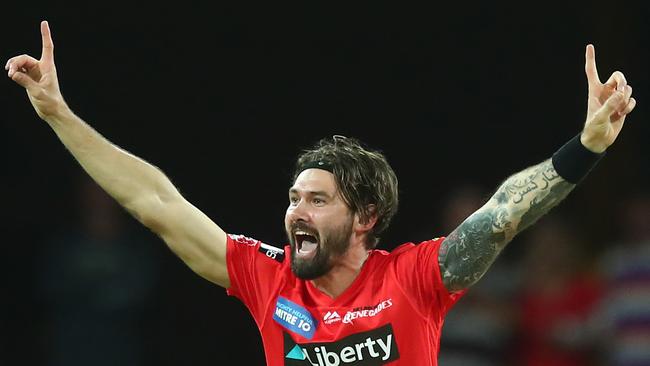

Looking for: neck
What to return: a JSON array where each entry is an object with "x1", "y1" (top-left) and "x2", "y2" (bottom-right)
[{"x1": 310, "y1": 244, "x2": 370, "y2": 299}]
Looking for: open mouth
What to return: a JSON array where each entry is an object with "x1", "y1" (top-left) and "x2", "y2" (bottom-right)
[{"x1": 295, "y1": 230, "x2": 319, "y2": 259}]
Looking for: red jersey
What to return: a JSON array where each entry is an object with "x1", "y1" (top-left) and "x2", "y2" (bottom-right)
[{"x1": 226, "y1": 234, "x2": 465, "y2": 366}]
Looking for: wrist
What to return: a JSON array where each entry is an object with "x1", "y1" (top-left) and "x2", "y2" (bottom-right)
[
  {"x1": 552, "y1": 133, "x2": 606, "y2": 184},
  {"x1": 44, "y1": 99, "x2": 74, "y2": 127},
  {"x1": 579, "y1": 131, "x2": 607, "y2": 153}
]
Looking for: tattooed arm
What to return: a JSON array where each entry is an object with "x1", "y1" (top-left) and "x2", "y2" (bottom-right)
[
  {"x1": 437, "y1": 44, "x2": 637, "y2": 292},
  {"x1": 438, "y1": 159, "x2": 574, "y2": 291}
]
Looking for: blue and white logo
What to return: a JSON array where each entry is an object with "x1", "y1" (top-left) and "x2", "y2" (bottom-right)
[{"x1": 273, "y1": 297, "x2": 317, "y2": 340}]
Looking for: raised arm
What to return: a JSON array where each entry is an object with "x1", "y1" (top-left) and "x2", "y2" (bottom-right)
[
  {"x1": 438, "y1": 44, "x2": 637, "y2": 292},
  {"x1": 6, "y1": 21, "x2": 230, "y2": 288}
]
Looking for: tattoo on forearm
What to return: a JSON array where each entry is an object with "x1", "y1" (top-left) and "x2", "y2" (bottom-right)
[{"x1": 439, "y1": 159, "x2": 574, "y2": 291}]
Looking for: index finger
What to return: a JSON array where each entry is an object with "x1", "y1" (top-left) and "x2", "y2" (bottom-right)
[
  {"x1": 40, "y1": 20, "x2": 54, "y2": 62},
  {"x1": 585, "y1": 44, "x2": 600, "y2": 86}
]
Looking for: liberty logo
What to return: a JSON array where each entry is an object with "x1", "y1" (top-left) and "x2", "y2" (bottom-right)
[{"x1": 284, "y1": 323, "x2": 399, "y2": 365}]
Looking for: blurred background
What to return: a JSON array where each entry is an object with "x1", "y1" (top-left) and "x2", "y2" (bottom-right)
[{"x1": 1, "y1": 3, "x2": 648, "y2": 365}]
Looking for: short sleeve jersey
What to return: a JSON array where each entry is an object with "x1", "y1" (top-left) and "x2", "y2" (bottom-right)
[{"x1": 226, "y1": 234, "x2": 465, "y2": 366}]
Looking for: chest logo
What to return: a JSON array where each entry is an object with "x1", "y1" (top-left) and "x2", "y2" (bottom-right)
[
  {"x1": 273, "y1": 296, "x2": 317, "y2": 340},
  {"x1": 283, "y1": 323, "x2": 399, "y2": 365},
  {"x1": 323, "y1": 311, "x2": 341, "y2": 325},
  {"x1": 342, "y1": 299, "x2": 393, "y2": 324}
]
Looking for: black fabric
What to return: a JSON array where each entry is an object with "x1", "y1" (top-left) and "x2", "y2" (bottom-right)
[
  {"x1": 299, "y1": 160, "x2": 334, "y2": 174},
  {"x1": 551, "y1": 133, "x2": 606, "y2": 184}
]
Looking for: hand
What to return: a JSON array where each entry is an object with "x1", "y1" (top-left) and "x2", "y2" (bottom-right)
[
  {"x1": 6, "y1": 21, "x2": 67, "y2": 120},
  {"x1": 581, "y1": 44, "x2": 636, "y2": 153}
]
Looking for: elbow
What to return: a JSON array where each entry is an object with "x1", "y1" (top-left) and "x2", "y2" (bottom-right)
[
  {"x1": 443, "y1": 269, "x2": 486, "y2": 292},
  {"x1": 124, "y1": 190, "x2": 182, "y2": 232}
]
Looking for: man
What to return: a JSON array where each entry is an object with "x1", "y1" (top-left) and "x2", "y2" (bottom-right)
[{"x1": 6, "y1": 21, "x2": 636, "y2": 365}]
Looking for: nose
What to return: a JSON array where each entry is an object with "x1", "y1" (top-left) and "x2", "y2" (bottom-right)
[{"x1": 286, "y1": 199, "x2": 310, "y2": 224}]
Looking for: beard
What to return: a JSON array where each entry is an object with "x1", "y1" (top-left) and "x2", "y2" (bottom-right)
[{"x1": 287, "y1": 219, "x2": 353, "y2": 280}]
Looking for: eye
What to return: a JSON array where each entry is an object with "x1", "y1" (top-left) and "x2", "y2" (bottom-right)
[
  {"x1": 289, "y1": 196, "x2": 300, "y2": 205},
  {"x1": 313, "y1": 198, "x2": 325, "y2": 205}
]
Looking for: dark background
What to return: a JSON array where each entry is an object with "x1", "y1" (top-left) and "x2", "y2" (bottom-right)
[{"x1": 2, "y1": 3, "x2": 648, "y2": 365}]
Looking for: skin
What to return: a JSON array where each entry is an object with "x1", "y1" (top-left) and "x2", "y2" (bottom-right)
[
  {"x1": 7, "y1": 22, "x2": 231, "y2": 288},
  {"x1": 6, "y1": 22, "x2": 637, "y2": 297},
  {"x1": 286, "y1": 169, "x2": 353, "y2": 280},
  {"x1": 286, "y1": 168, "x2": 376, "y2": 298},
  {"x1": 438, "y1": 45, "x2": 637, "y2": 292}
]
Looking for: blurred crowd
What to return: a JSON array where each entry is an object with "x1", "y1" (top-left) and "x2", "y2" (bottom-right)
[
  {"x1": 438, "y1": 183, "x2": 650, "y2": 366},
  {"x1": 22, "y1": 176, "x2": 650, "y2": 366}
]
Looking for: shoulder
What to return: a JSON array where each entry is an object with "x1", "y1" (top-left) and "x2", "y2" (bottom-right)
[
  {"x1": 384, "y1": 237, "x2": 446, "y2": 257},
  {"x1": 365, "y1": 238, "x2": 446, "y2": 269},
  {"x1": 227, "y1": 234, "x2": 289, "y2": 266}
]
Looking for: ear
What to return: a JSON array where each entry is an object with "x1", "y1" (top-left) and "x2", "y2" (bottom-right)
[{"x1": 354, "y1": 204, "x2": 378, "y2": 233}]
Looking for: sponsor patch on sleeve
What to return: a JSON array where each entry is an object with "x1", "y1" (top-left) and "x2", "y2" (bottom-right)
[
  {"x1": 228, "y1": 234, "x2": 259, "y2": 246},
  {"x1": 259, "y1": 242, "x2": 285, "y2": 263}
]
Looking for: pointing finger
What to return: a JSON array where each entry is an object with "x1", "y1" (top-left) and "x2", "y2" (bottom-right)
[
  {"x1": 585, "y1": 44, "x2": 601, "y2": 87},
  {"x1": 40, "y1": 20, "x2": 54, "y2": 62}
]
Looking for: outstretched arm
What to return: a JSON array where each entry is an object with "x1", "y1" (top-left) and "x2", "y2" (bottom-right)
[
  {"x1": 438, "y1": 44, "x2": 637, "y2": 292},
  {"x1": 6, "y1": 21, "x2": 230, "y2": 288},
  {"x1": 439, "y1": 159, "x2": 573, "y2": 291}
]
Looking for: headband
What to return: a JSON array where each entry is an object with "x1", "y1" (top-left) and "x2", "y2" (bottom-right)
[{"x1": 299, "y1": 160, "x2": 334, "y2": 174}]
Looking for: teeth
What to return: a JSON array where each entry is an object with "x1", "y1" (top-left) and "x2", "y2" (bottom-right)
[{"x1": 295, "y1": 230, "x2": 311, "y2": 236}]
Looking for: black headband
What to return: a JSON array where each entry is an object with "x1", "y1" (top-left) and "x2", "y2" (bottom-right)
[{"x1": 300, "y1": 160, "x2": 334, "y2": 173}]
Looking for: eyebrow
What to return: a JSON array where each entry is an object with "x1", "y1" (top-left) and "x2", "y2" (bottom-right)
[{"x1": 288, "y1": 188, "x2": 333, "y2": 198}]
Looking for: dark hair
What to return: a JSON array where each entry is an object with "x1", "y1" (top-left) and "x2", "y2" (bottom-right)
[{"x1": 292, "y1": 135, "x2": 399, "y2": 249}]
